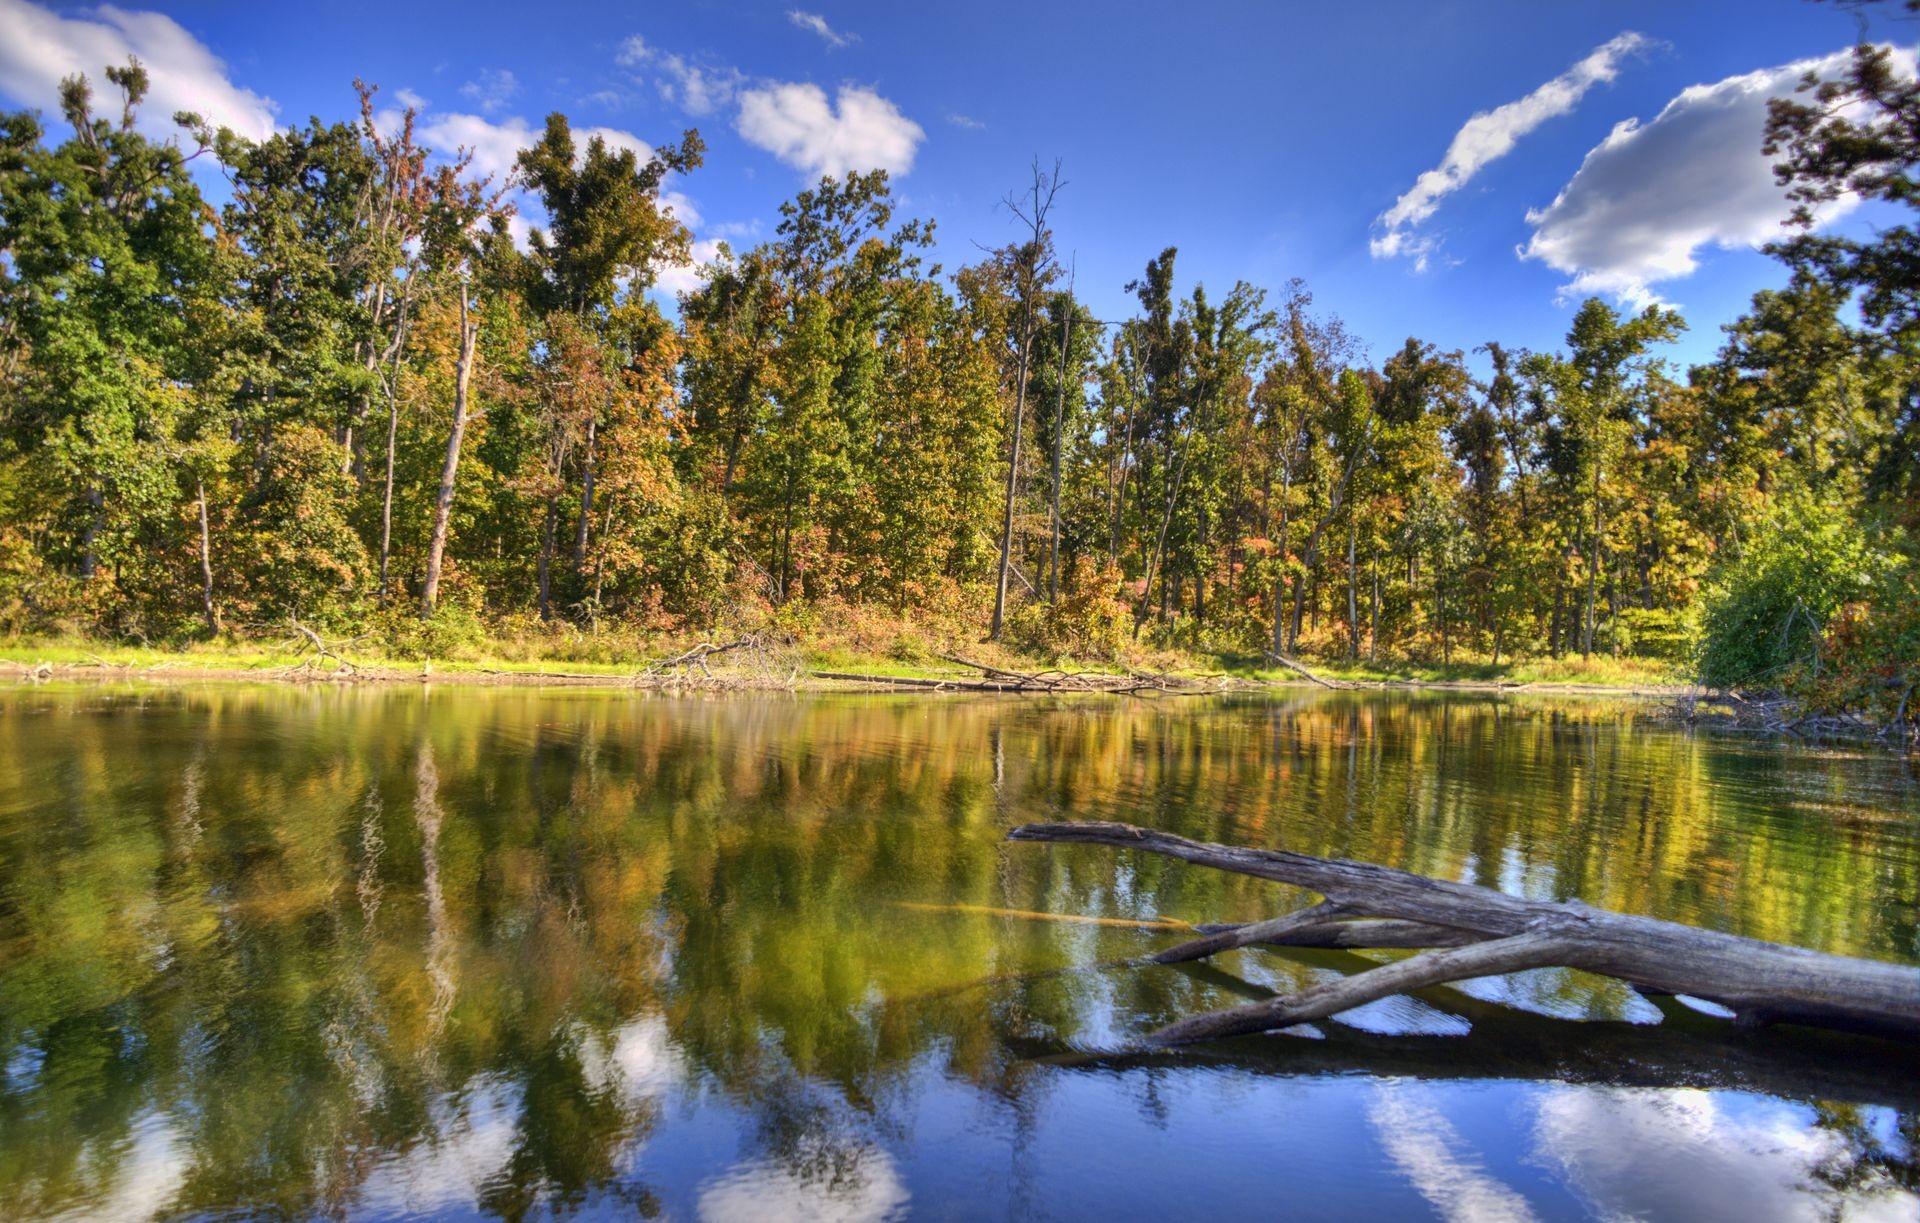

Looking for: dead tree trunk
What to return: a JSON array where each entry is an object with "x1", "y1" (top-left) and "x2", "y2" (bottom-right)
[
  {"x1": 422, "y1": 284, "x2": 478, "y2": 615},
  {"x1": 991, "y1": 160, "x2": 1063, "y2": 640},
  {"x1": 195, "y1": 476, "x2": 219, "y2": 635},
  {"x1": 1008, "y1": 821, "x2": 1920, "y2": 1046}
]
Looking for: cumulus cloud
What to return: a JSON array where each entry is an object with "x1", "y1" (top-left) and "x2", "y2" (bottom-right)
[
  {"x1": 1519, "y1": 46, "x2": 1908, "y2": 307},
  {"x1": 735, "y1": 82, "x2": 923, "y2": 181},
  {"x1": 417, "y1": 111, "x2": 537, "y2": 186},
  {"x1": 788, "y1": 10, "x2": 856, "y2": 49},
  {"x1": 415, "y1": 111, "x2": 664, "y2": 190},
  {"x1": 457, "y1": 67, "x2": 518, "y2": 114},
  {"x1": 0, "y1": 0, "x2": 276, "y2": 141},
  {"x1": 616, "y1": 34, "x2": 741, "y2": 116},
  {"x1": 653, "y1": 236, "x2": 726, "y2": 298},
  {"x1": 1534, "y1": 1086, "x2": 1919, "y2": 1221},
  {"x1": 1373, "y1": 32, "x2": 1650, "y2": 270},
  {"x1": 415, "y1": 107, "x2": 704, "y2": 293}
]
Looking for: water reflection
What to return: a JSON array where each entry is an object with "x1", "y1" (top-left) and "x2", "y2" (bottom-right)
[{"x1": 0, "y1": 685, "x2": 1915, "y2": 1219}]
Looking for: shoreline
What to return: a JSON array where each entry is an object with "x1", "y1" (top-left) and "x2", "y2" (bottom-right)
[{"x1": 2, "y1": 656, "x2": 1694, "y2": 698}]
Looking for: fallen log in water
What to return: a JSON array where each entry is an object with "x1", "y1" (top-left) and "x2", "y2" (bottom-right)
[{"x1": 1006, "y1": 821, "x2": 1920, "y2": 1045}]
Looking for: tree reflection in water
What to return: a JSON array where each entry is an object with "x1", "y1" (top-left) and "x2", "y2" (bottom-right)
[{"x1": 0, "y1": 686, "x2": 1913, "y2": 1219}]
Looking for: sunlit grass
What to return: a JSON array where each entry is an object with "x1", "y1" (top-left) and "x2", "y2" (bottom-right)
[{"x1": 0, "y1": 632, "x2": 1686, "y2": 690}]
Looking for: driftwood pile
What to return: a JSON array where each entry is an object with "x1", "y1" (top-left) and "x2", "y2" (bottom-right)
[
  {"x1": 1008, "y1": 821, "x2": 1920, "y2": 1046},
  {"x1": 1675, "y1": 686, "x2": 1917, "y2": 747}
]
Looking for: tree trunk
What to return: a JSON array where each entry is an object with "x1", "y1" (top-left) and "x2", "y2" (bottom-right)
[
  {"x1": 1048, "y1": 289, "x2": 1073, "y2": 603},
  {"x1": 195, "y1": 477, "x2": 219, "y2": 635},
  {"x1": 422, "y1": 285, "x2": 478, "y2": 616},
  {"x1": 1369, "y1": 558, "x2": 1380, "y2": 664},
  {"x1": 377, "y1": 371, "x2": 401, "y2": 602},
  {"x1": 1345, "y1": 521, "x2": 1358, "y2": 661},
  {"x1": 537, "y1": 494, "x2": 559, "y2": 621},
  {"x1": 991, "y1": 311, "x2": 1036, "y2": 639},
  {"x1": 78, "y1": 486, "x2": 102, "y2": 579},
  {"x1": 1583, "y1": 463, "x2": 1601, "y2": 659},
  {"x1": 1009, "y1": 821, "x2": 1920, "y2": 1045},
  {"x1": 573, "y1": 416, "x2": 597, "y2": 580}
]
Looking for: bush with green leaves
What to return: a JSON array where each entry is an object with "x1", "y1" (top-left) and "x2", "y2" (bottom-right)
[{"x1": 1695, "y1": 495, "x2": 1887, "y2": 690}]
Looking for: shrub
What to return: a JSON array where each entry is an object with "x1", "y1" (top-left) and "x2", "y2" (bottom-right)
[
  {"x1": 1005, "y1": 558, "x2": 1131, "y2": 660},
  {"x1": 1695, "y1": 494, "x2": 1887, "y2": 690}
]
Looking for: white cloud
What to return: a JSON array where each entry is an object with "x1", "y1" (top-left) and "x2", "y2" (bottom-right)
[
  {"x1": 458, "y1": 67, "x2": 518, "y2": 114},
  {"x1": 1519, "y1": 46, "x2": 1905, "y2": 307},
  {"x1": 1534, "y1": 1086, "x2": 1920, "y2": 1221},
  {"x1": 1369, "y1": 1084, "x2": 1540, "y2": 1222},
  {"x1": 946, "y1": 112, "x2": 985, "y2": 130},
  {"x1": 697, "y1": 1146, "x2": 909, "y2": 1223},
  {"x1": 1373, "y1": 32, "x2": 1650, "y2": 270},
  {"x1": 654, "y1": 236, "x2": 725, "y2": 298},
  {"x1": 582, "y1": 123, "x2": 655, "y2": 165},
  {"x1": 393, "y1": 87, "x2": 429, "y2": 112},
  {"x1": 0, "y1": 0, "x2": 276, "y2": 141},
  {"x1": 617, "y1": 34, "x2": 741, "y2": 116},
  {"x1": 418, "y1": 111, "x2": 537, "y2": 187},
  {"x1": 735, "y1": 82, "x2": 923, "y2": 181},
  {"x1": 415, "y1": 112, "x2": 663, "y2": 188},
  {"x1": 416, "y1": 108, "x2": 704, "y2": 291},
  {"x1": 788, "y1": 10, "x2": 856, "y2": 49}
]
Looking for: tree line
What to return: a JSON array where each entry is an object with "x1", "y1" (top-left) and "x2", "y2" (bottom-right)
[{"x1": 0, "y1": 46, "x2": 1913, "y2": 707}]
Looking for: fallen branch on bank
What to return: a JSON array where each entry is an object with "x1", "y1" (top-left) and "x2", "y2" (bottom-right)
[
  {"x1": 632, "y1": 631, "x2": 801, "y2": 690},
  {"x1": 931, "y1": 655, "x2": 1273, "y2": 697},
  {"x1": 1007, "y1": 821, "x2": 1920, "y2": 1046},
  {"x1": 277, "y1": 619, "x2": 389, "y2": 680},
  {"x1": 1672, "y1": 686, "x2": 1918, "y2": 748},
  {"x1": 1264, "y1": 651, "x2": 1347, "y2": 689}
]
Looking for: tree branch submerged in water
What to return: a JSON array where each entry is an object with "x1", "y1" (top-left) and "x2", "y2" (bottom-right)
[{"x1": 1007, "y1": 821, "x2": 1920, "y2": 1046}]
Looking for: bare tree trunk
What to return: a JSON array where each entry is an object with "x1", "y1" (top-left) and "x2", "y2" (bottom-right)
[
  {"x1": 195, "y1": 477, "x2": 219, "y2": 635},
  {"x1": 573, "y1": 416, "x2": 597, "y2": 580},
  {"x1": 1109, "y1": 352, "x2": 1138, "y2": 567},
  {"x1": 1346, "y1": 520, "x2": 1358, "y2": 661},
  {"x1": 1047, "y1": 279, "x2": 1074, "y2": 603},
  {"x1": 991, "y1": 161, "x2": 1063, "y2": 640},
  {"x1": 1136, "y1": 434, "x2": 1194, "y2": 635},
  {"x1": 1551, "y1": 546, "x2": 1568, "y2": 659},
  {"x1": 1583, "y1": 463, "x2": 1601, "y2": 659},
  {"x1": 537, "y1": 495, "x2": 559, "y2": 621},
  {"x1": 78, "y1": 487, "x2": 102, "y2": 580},
  {"x1": 1009, "y1": 821, "x2": 1920, "y2": 1044},
  {"x1": 1270, "y1": 466, "x2": 1292, "y2": 657},
  {"x1": 422, "y1": 285, "x2": 478, "y2": 616},
  {"x1": 992, "y1": 313, "x2": 1036, "y2": 639},
  {"x1": 377, "y1": 374, "x2": 401, "y2": 602}
]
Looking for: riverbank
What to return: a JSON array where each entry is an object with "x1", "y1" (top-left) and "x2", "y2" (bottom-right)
[{"x1": 0, "y1": 635, "x2": 1688, "y2": 695}]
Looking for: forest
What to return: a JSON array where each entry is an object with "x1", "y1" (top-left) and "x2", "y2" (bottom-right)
[{"x1": 0, "y1": 39, "x2": 1915, "y2": 721}]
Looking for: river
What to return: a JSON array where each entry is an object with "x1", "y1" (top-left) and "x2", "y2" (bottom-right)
[{"x1": 1, "y1": 685, "x2": 1915, "y2": 1220}]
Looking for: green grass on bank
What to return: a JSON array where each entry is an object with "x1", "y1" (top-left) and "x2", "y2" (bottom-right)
[
  {"x1": 1270, "y1": 654, "x2": 1680, "y2": 688},
  {"x1": 0, "y1": 632, "x2": 1686, "y2": 690}
]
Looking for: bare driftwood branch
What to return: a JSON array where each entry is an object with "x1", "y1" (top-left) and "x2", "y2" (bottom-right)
[
  {"x1": 932, "y1": 655, "x2": 1271, "y2": 697},
  {"x1": 277, "y1": 618, "x2": 387, "y2": 680},
  {"x1": 1264, "y1": 651, "x2": 1345, "y2": 689},
  {"x1": 631, "y1": 631, "x2": 801, "y2": 691},
  {"x1": 1008, "y1": 821, "x2": 1920, "y2": 1045}
]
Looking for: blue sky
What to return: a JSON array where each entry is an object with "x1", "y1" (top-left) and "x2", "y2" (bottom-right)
[{"x1": 1, "y1": 0, "x2": 1911, "y2": 372}]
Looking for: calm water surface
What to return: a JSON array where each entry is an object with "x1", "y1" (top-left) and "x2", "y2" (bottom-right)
[{"x1": 1, "y1": 685, "x2": 1916, "y2": 1221}]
